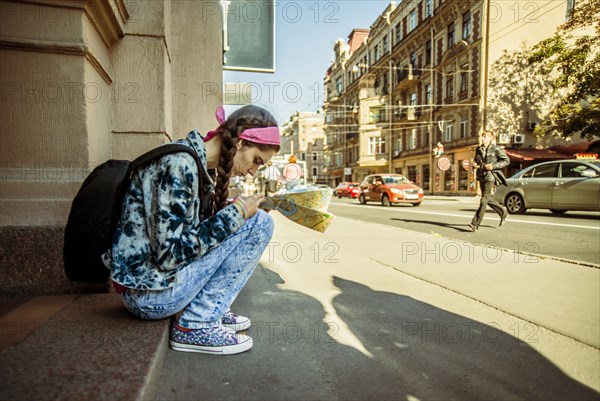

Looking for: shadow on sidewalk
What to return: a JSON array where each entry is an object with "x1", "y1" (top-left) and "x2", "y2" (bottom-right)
[
  {"x1": 157, "y1": 266, "x2": 599, "y2": 401},
  {"x1": 331, "y1": 276, "x2": 599, "y2": 401}
]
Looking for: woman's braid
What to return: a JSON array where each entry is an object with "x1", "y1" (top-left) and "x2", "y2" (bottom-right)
[{"x1": 214, "y1": 127, "x2": 238, "y2": 211}]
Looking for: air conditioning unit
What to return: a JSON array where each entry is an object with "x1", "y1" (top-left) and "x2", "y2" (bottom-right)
[
  {"x1": 498, "y1": 133, "x2": 511, "y2": 144},
  {"x1": 526, "y1": 122, "x2": 537, "y2": 131},
  {"x1": 513, "y1": 134, "x2": 526, "y2": 144}
]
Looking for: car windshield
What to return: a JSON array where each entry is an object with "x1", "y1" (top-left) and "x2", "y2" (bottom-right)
[{"x1": 382, "y1": 175, "x2": 409, "y2": 184}]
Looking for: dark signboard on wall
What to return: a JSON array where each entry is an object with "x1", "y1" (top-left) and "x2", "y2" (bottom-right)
[{"x1": 223, "y1": 0, "x2": 275, "y2": 73}]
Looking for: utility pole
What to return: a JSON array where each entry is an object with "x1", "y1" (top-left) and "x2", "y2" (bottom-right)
[
  {"x1": 429, "y1": 25, "x2": 435, "y2": 195},
  {"x1": 387, "y1": 12, "x2": 394, "y2": 174}
]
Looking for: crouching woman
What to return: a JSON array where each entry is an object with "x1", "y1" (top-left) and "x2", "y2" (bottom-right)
[{"x1": 103, "y1": 105, "x2": 280, "y2": 355}]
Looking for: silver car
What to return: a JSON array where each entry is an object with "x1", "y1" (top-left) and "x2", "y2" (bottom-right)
[{"x1": 494, "y1": 160, "x2": 600, "y2": 214}]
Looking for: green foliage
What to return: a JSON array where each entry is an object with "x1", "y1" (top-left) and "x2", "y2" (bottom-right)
[{"x1": 529, "y1": 0, "x2": 600, "y2": 140}]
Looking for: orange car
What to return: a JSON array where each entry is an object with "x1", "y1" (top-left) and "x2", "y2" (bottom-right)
[{"x1": 359, "y1": 174, "x2": 424, "y2": 206}]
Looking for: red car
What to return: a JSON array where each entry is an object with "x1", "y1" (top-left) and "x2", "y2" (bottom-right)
[
  {"x1": 335, "y1": 182, "x2": 360, "y2": 198},
  {"x1": 358, "y1": 174, "x2": 424, "y2": 206}
]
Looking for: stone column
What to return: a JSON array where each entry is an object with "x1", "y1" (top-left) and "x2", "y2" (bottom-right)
[{"x1": 0, "y1": 0, "x2": 223, "y2": 298}]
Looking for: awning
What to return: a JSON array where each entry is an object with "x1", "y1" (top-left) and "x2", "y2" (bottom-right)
[
  {"x1": 325, "y1": 168, "x2": 343, "y2": 177},
  {"x1": 503, "y1": 148, "x2": 567, "y2": 162},
  {"x1": 550, "y1": 140, "x2": 600, "y2": 157}
]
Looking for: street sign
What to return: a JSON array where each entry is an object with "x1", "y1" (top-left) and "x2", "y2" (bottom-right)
[
  {"x1": 437, "y1": 157, "x2": 451, "y2": 171},
  {"x1": 223, "y1": 0, "x2": 275, "y2": 72}
]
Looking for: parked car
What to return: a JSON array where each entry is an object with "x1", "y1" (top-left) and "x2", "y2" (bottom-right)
[
  {"x1": 493, "y1": 159, "x2": 600, "y2": 214},
  {"x1": 335, "y1": 182, "x2": 360, "y2": 198},
  {"x1": 358, "y1": 174, "x2": 424, "y2": 206}
]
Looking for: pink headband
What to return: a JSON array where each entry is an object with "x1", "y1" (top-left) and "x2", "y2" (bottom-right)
[{"x1": 204, "y1": 106, "x2": 280, "y2": 146}]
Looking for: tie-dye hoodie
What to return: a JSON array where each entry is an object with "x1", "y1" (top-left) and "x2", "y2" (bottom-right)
[{"x1": 102, "y1": 130, "x2": 245, "y2": 290}]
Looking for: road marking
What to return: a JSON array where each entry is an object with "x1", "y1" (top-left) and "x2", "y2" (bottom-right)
[{"x1": 331, "y1": 202, "x2": 600, "y2": 230}]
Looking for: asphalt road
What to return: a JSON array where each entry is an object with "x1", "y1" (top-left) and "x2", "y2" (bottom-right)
[{"x1": 329, "y1": 195, "x2": 600, "y2": 266}]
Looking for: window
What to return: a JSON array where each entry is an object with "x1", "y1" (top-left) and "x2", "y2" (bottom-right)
[
  {"x1": 409, "y1": 9, "x2": 417, "y2": 31},
  {"x1": 446, "y1": 77, "x2": 454, "y2": 99},
  {"x1": 425, "y1": 0, "x2": 432, "y2": 17},
  {"x1": 448, "y1": 23, "x2": 455, "y2": 48},
  {"x1": 459, "y1": 65, "x2": 468, "y2": 93},
  {"x1": 444, "y1": 124, "x2": 453, "y2": 142},
  {"x1": 336, "y1": 78, "x2": 342, "y2": 95},
  {"x1": 407, "y1": 166, "x2": 417, "y2": 183},
  {"x1": 374, "y1": 47, "x2": 379, "y2": 62},
  {"x1": 561, "y1": 162, "x2": 598, "y2": 178},
  {"x1": 410, "y1": 92, "x2": 417, "y2": 106},
  {"x1": 409, "y1": 129, "x2": 417, "y2": 149},
  {"x1": 459, "y1": 161, "x2": 468, "y2": 190},
  {"x1": 566, "y1": 0, "x2": 575, "y2": 21},
  {"x1": 426, "y1": 40, "x2": 432, "y2": 65},
  {"x1": 531, "y1": 164, "x2": 557, "y2": 178},
  {"x1": 368, "y1": 136, "x2": 386, "y2": 155},
  {"x1": 301, "y1": 152, "x2": 306, "y2": 161},
  {"x1": 312, "y1": 152, "x2": 317, "y2": 161},
  {"x1": 460, "y1": 116, "x2": 468, "y2": 138},
  {"x1": 395, "y1": 137, "x2": 403, "y2": 152},
  {"x1": 462, "y1": 11, "x2": 471, "y2": 40},
  {"x1": 312, "y1": 167, "x2": 318, "y2": 176},
  {"x1": 383, "y1": 35, "x2": 388, "y2": 53},
  {"x1": 410, "y1": 51, "x2": 417, "y2": 69},
  {"x1": 395, "y1": 23, "x2": 402, "y2": 43},
  {"x1": 426, "y1": 84, "x2": 432, "y2": 104},
  {"x1": 369, "y1": 107, "x2": 385, "y2": 123}
]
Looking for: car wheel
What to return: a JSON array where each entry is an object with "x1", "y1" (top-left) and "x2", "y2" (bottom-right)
[
  {"x1": 359, "y1": 194, "x2": 367, "y2": 204},
  {"x1": 412, "y1": 202, "x2": 421, "y2": 207},
  {"x1": 550, "y1": 209, "x2": 567, "y2": 215},
  {"x1": 381, "y1": 194, "x2": 391, "y2": 207},
  {"x1": 505, "y1": 193, "x2": 526, "y2": 214}
]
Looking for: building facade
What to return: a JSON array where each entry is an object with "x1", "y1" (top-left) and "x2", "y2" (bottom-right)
[
  {"x1": 323, "y1": 0, "x2": 581, "y2": 194},
  {"x1": 282, "y1": 111, "x2": 326, "y2": 185}
]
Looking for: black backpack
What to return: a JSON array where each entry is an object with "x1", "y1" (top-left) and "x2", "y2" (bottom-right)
[{"x1": 63, "y1": 143, "x2": 212, "y2": 283}]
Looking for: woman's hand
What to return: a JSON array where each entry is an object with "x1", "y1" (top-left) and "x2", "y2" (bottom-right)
[{"x1": 236, "y1": 194, "x2": 264, "y2": 219}]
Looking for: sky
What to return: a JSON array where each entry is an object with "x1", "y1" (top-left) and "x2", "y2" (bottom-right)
[{"x1": 223, "y1": 0, "x2": 394, "y2": 125}]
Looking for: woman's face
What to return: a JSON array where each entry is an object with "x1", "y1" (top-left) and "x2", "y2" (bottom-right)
[{"x1": 232, "y1": 143, "x2": 278, "y2": 177}]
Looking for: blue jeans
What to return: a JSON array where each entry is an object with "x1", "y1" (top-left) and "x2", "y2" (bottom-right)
[{"x1": 120, "y1": 210, "x2": 274, "y2": 329}]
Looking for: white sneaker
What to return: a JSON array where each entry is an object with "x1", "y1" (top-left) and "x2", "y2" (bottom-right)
[{"x1": 221, "y1": 311, "x2": 251, "y2": 331}]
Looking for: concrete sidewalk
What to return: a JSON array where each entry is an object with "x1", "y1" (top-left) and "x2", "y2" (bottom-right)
[{"x1": 157, "y1": 212, "x2": 600, "y2": 401}]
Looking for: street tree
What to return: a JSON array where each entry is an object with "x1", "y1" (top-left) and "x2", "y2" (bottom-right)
[
  {"x1": 528, "y1": 0, "x2": 600, "y2": 140},
  {"x1": 487, "y1": 43, "x2": 561, "y2": 140}
]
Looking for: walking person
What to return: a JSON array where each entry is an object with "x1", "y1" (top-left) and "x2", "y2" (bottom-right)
[
  {"x1": 282, "y1": 154, "x2": 303, "y2": 191},
  {"x1": 103, "y1": 105, "x2": 281, "y2": 355},
  {"x1": 469, "y1": 130, "x2": 510, "y2": 231}
]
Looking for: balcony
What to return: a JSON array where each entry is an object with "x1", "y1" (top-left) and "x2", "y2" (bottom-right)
[
  {"x1": 395, "y1": 65, "x2": 420, "y2": 90},
  {"x1": 358, "y1": 73, "x2": 377, "y2": 99},
  {"x1": 395, "y1": 106, "x2": 416, "y2": 121}
]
